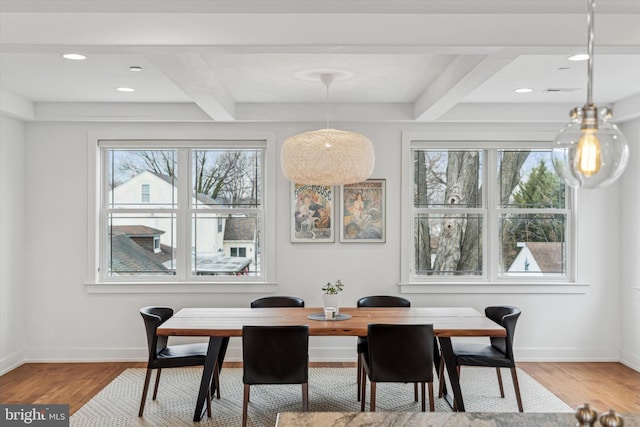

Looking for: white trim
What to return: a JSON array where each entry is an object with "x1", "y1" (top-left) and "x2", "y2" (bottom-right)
[
  {"x1": 0, "y1": 350, "x2": 26, "y2": 376},
  {"x1": 19, "y1": 343, "x2": 628, "y2": 365},
  {"x1": 84, "y1": 283, "x2": 278, "y2": 294},
  {"x1": 399, "y1": 283, "x2": 589, "y2": 294},
  {"x1": 620, "y1": 350, "x2": 640, "y2": 372},
  {"x1": 401, "y1": 130, "x2": 576, "y2": 290},
  {"x1": 86, "y1": 130, "x2": 276, "y2": 288}
]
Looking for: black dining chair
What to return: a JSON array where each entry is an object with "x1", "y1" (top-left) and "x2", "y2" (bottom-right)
[
  {"x1": 437, "y1": 305, "x2": 523, "y2": 412},
  {"x1": 242, "y1": 325, "x2": 309, "y2": 427},
  {"x1": 361, "y1": 323, "x2": 435, "y2": 412},
  {"x1": 250, "y1": 296, "x2": 305, "y2": 308},
  {"x1": 139, "y1": 306, "x2": 223, "y2": 417},
  {"x1": 356, "y1": 296, "x2": 411, "y2": 400}
]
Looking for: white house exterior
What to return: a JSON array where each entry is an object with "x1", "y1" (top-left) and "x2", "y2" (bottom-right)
[{"x1": 109, "y1": 171, "x2": 224, "y2": 253}]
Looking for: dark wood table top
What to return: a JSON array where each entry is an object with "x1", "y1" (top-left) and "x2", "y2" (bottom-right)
[{"x1": 157, "y1": 306, "x2": 505, "y2": 338}]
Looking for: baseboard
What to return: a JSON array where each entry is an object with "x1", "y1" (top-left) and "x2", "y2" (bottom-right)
[
  {"x1": 515, "y1": 346, "x2": 621, "y2": 362},
  {"x1": 25, "y1": 347, "x2": 148, "y2": 363},
  {"x1": 0, "y1": 349, "x2": 26, "y2": 376},
  {"x1": 18, "y1": 344, "x2": 626, "y2": 364},
  {"x1": 620, "y1": 349, "x2": 640, "y2": 372}
]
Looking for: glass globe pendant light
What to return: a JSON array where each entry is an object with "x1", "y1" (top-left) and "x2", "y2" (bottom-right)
[
  {"x1": 281, "y1": 73, "x2": 375, "y2": 186},
  {"x1": 551, "y1": 0, "x2": 629, "y2": 189}
]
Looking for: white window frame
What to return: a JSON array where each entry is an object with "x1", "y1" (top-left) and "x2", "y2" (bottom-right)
[
  {"x1": 400, "y1": 131, "x2": 585, "y2": 294},
  {"x1": 85, "y1": 130, "x2": 277, "y2": 294}
]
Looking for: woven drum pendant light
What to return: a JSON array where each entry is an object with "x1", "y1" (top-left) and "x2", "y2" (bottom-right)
[{"x1": 281, "y1": 73, "x2": 375, "y2": 186}]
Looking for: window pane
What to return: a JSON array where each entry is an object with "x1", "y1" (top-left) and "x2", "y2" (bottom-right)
[
  {"x1": 414, "y1": 213, "x2": 483, "y2": 276},
  {"x1": 107, "y1": 149, "x2": 177, "y2": 208},
  {"x1": 192, "y1": 149, "x2": 262, "y2": 208},
  {"x1": 413, "y1": 150, "x2": 482, "y2": 208},
  {"x1": 192, "y1": 213, "x2": 259, "y2": 276},
  {"x1": 499, "y1": 214, "x2": 566, "y2": 276},
  {"x1": 498, "y1": 150, "x2": 565, "y2": 208},
  {"x1": 107, "y1": 213, "x2": 176, "y2": 276}
]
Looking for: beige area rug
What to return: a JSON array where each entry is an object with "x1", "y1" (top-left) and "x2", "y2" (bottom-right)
[{"x1": 71, "y1": 367, "x2": 572, "y2": 426}]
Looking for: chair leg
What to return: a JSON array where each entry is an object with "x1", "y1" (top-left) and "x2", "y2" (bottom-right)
[
  {"x1": 302, "y1": 383, "x2": 309, "y2": 411},
  {"x1": 496, "y1": 367, "x2": 505, "y2": 398},
  {"x1": 242, "y1": 384, "x2": 250, "y2": 427},
  {"x1": 138, "y1": 368, "x2": 153, "y2": 417},
  {"x1": 206, "y1": 388, "x2": 212, "y2": 418},
  {"x1": 510, "y1": 367, "x2": 524, "y2": 412},
  {"x1": 428, "y1": 382, "x2": 434, "y2": 412},
  {"x1": 421, "y1": 382, "x2": 426, "y2": 411},
  {"x1": 360, "y1": 372, "x2": 367, "y2": 412},
  {"x1": 370, "y1": 381, "x2": 377, "y2": 412},
  {"x1": 152, "y1": 368, "x2": 162, "y2": 400},
  {"x1": 437, "y1": 357, "x2": 445, "y2": 398},
  {"x1": 357, "y1": 353, "x2": 362, "y2": 401}
]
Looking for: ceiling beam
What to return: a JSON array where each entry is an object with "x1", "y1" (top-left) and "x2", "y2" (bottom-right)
[
  {"x1": 146, "y1": 53, "x2": 236, "y2": 121},
  {"x1": 414, "y1": 54, "x2": 517, "y2": 121}
]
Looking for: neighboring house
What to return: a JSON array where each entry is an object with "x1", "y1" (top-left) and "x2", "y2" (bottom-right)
[
  {"x1": 108, "y1": 171, "x2": 255, "y2": 275},
  {"x1": 110, "y1": 226, "x2": 173, "y2": 275},
  {"x1": 506, "y1": 242, "x2": 564, "y2": 276},
  {"x1": 109, "y1": 171, "x2": 225, "y2": 253},
  {"x1": 223, "y1": 216, "x2": 256, "y2": 259}
]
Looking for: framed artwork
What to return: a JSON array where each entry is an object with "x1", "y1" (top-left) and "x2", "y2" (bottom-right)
[
  {"x1": 291, "y1": 183, "x2": 335, "y2": 242},
  {"x1": 340, "y1": 179, "x2": 386, "y2": 242}
]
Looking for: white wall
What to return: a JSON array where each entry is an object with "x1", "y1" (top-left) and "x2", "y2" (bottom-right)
[
  {"x1": 0, "y1": 114, "x2": 26, "y2": 374},
  {"x1": 11, "y1": 120, "x2": 636, "y2": 366},
  {"x1": 621, "y1": 117, "x2": 640, "y2": 371}
]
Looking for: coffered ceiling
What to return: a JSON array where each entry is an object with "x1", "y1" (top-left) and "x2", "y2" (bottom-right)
[{"x1": 1, "y1": 0, "x2": 639, "y2": 123}]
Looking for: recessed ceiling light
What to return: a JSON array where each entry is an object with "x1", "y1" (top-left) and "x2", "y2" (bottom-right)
[
  {"x1": 514, "y1": 88, "x2": 533, "y2": 93},
  {"x1": 567, "y1": 54, "x2": 589, "y2": 61},
  {"x1": 129, "y1": 66, "x2": 143, "y2": 72},
  {"x1": 116, "y1": 87, "x2": 135, "y2": 92},
  {"x1": 62, "y1": 53, "x2": 87, "y2": 61}
]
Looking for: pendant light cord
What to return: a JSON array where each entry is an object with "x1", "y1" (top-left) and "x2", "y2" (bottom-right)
[
  {"x1": 586, "y1": 0, "x2": 595, "y2": 105},
  {"x1": 320, "y1": 73, "x2": 335, "y2": 129}
]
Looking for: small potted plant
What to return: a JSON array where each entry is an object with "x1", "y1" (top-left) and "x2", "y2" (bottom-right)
[{"x1": 322, "y1": 280, "x2": 343, "y2": 315}]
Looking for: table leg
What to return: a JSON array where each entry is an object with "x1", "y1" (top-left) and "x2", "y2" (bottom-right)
[
  {"x1": 437, "y1": 337, "x2": 465, "y2": 412},
  {"x1": 210, "y1": 337, "x2": 229, "y2": 397},
  {"x1": 193, "y1": 337, "x2": 223, "y2": 422}
]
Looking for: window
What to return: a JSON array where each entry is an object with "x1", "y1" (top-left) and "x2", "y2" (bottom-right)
[
  {"x1": 93, "y1": 138, "x2": 272, "y2": 284},
  {"x1": 402, "y1": 136, "x2": 574, "y2": 286},
  {"x1": 230, "y1": 247, "x2": 247, "y2": 257},
  {"x1": 141, "y1": 184, "x2": 150, "y2": 203}
]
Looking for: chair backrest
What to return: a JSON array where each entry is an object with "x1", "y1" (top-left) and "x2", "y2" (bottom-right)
[
  {"x1": 140, "y1": 306, "x2": 173, "y2": 363},
  {"x1": 250, "y1": 296, "x2": 305, "y2": 308},
  {"x1": 486, "y1": 306, "x2": 521, "y2": 361},
  {"x1": 242, "y1": 325, "x2": 309, "y2": 385},
  {"x1": 366, "y1": 323, "x2": 434, "y2": 383},
  {"x1": 357, "y1": 295, "x2": 411, "y2": 308}
]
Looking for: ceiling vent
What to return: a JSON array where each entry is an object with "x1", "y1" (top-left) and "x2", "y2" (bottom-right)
[{"x1": 545, "y1": 88, "x2": 580, "y2": 92}]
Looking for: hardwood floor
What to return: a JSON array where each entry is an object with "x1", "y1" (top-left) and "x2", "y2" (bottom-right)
[
  {"x1": 1, "y1": 362, "x2": 638, "y2": 416},
  {"x1": 518, "y1": 362, "x2": 640, "y2": 414}
]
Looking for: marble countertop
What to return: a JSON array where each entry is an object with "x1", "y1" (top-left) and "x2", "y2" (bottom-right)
[{"x1": 276, "y1": 412, "x2": 640, "y2": 427}]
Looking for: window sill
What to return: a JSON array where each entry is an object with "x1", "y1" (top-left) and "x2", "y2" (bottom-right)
[
  {"x1": 85, "y1": 282, "x2": 278, "y2": 294},
  {"x1": 399, "y1": 282, "x2": 589, "y2": 294}
]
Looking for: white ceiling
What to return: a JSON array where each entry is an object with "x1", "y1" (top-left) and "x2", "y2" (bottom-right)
[{"x1": 1, "y1": 0, "x2": 639, "y2": 123}]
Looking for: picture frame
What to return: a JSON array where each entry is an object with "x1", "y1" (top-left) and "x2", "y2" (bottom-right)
[
  {"x1": 291, "y1": 183, "x2": 335, "y2": 242},
  {"x1": 340, "y1": 179, "x2": 386, "y2": 242}
]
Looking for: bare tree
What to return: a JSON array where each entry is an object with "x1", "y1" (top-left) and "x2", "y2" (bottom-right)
[
  {"x1": 118, "y1": 149, "x2": 259, "y2": 204},
  {"x1": 415, "y1": 150, "x2": 530, "y2": 275}
]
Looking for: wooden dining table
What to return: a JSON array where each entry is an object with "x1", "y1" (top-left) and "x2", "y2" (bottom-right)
[{"x1": 157, "y1": 306, "x2": 506, "y2": 422}]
